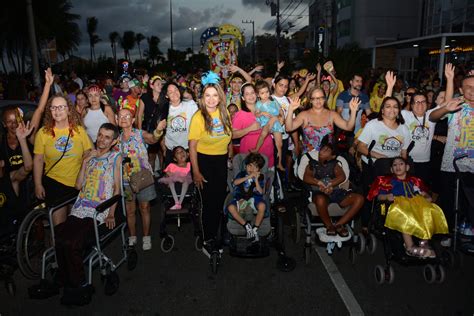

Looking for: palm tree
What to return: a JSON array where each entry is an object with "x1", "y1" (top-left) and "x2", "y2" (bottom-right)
[
  {"x1": 135, "y1": 33, "x2": 145, "y2": 59},
  {"x1": 144, "y1": 36, "x2": 162, "y2": 66},
  {"x1": 120, "y1": 31, "x2": 135, "y2": 61},
  {"x1": 1, "y1": 0, "x2": 81, "y2": 75},
  {"x1": 109, "y1": 31, "x2": 120, "y2": 63},
  {"x1": 86, "y1": 16, "x2": 100, "y2": 62}
]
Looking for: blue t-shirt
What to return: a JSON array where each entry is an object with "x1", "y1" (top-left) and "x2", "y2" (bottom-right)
[
  {"x1": 336, "y1": 89, "x2": 370, "y2": 133},
  {"x1": 233, "y1": 171, "x2": 264, "y2": 201}
]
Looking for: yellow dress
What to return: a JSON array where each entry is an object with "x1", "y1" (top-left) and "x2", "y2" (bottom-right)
[{"x1": 369, "y1": 176, "x2": 448, "y2": 240}]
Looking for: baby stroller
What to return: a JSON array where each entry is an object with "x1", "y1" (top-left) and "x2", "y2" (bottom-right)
[
  {"x1": 156, "y1": 181, "x2": 202, "y2": 253},
  {"x1": 213, "y1": 153, "x2": 293, "y2": 274},
  {"x1": 293, "y1": 150, "x2": 364, "y2": 263}
]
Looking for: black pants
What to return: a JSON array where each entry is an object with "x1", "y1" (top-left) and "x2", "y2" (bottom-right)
[
  {"x1": 440, "y1": 171, "x2": 474, "y2": 230},
  {"x1": 413, "y1": 162, "x2": 432, "y2": 189},
  {"x1": 55, "y1": 216, "x2": 94, "y2": 288},
  {"x1": 197, "y1": 153, "x2": 228, "y2": 241}
]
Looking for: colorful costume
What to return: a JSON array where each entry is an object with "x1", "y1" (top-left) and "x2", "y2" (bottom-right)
[
  {"x1": 255, "y1": 100, "x2": 284, "y2": 133},
  {"x1": 158, "y1": 162, "x2": 192, "y2": 185},
  {"x1": 368, "y1": 176, "x2": 448, "y2": 240}
]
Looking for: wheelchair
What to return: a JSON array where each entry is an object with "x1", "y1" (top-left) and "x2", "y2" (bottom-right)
[
  {"x1": 215, "y1": 153, "x2": 293, "y2": 274},
  {"x1": 156, "y1": 181, "x2": 202, "y2": 253},
  {"x1": 18, "y1": 177, "x2": 137, "y2": 299},
  {"x1": 293, "y1": 150, "x2": 365, "y2": 263}
]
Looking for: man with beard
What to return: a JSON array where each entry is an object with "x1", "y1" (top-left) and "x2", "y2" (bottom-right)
[{"x1": 336, "y1": 74, "x2": 371, "y2": 135}]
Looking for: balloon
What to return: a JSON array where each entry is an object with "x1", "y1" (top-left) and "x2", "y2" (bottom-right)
[{"x1": 218, "y1": 24, "x2": 243, "y2": 44}]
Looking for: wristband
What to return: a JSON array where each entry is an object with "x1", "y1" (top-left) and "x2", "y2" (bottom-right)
[{"x1": 153, "y1": 129, "x2": 163, "y2": 139}]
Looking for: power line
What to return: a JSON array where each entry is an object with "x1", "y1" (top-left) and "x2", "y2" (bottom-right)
[
  {"x1": 270, "y1": 0, "x2": 295, "y2": 28},
  {"x1": 280, "y1": 0, "x2": 303, "y2": 26}
]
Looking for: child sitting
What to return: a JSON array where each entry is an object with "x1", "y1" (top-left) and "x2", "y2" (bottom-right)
[
  {"x1": 158, "y1": 146, "x2": 192, "y2": 210},
  {"x1": 367, "y1": 157, "x2": 448, "y2": 258},
  {"x1": 252, "y1": 81, "x2": 285, "y2": 171},
  {"x1": 227, "y1": 153, "x2": 267, "y2": 240},
  {"x1": 303, "y1": 137, "x2": 364, "y2": 237}
]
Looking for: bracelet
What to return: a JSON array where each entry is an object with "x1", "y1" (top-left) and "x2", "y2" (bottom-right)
[{"x1": 153, "y1": 129, "x2": 163, "y2": 139}]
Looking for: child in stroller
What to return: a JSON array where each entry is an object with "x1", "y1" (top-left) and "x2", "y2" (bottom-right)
[
  {"x1": 158, "y1": 146, "x2": 192, "y2": 210},
  {"x1": 367, "y1": 157, "x2": 448, "y2": 258},
  {"x1": 227, "y1": 152, "x2": 269, "y2": 241}
]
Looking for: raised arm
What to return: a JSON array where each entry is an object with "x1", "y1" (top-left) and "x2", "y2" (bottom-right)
[
  {"x1": 328, "y1": 71, "x2": 339, "y2": 96},
  {"x1": 285, "y1": 97, "x2": 303, "y2": 132},
  {"x1": 10, "y1": 122, "x2": 34, "y2": 192},
  {"x1": 293, "y1": 73, "x2": 316, "y2": 99},
  {"x1": 228, "y1": 65, "x2": 252, "y2": 83},
  {"x1": 444, "y1": 63, "x2": 455, "y2": 102},
  {"x1": 429, "y1": 98, "x2": 463, "y2": 122},
  {"x1": 274, "y1": 61, "x2": 285, "y2": 79},
  {"x1": 333, "y1": 97, "x2": 360, "y2": 131},
  {"x1": 30, "y1": 68, "x2": 54, "y2": 143},
  {"x1": 384, "y1": 71, "x2": 396, "y2": 98}
]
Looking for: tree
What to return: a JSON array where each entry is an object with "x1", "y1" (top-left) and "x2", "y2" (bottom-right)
[
  {"x1": 1, "y1": 0, "x2": 81, "y2": 75},
  {"x1": 109, "y1": 31, "x2": 120, "y2": 63},
  {"x1": 144, "y1": 36, "x2": 162, "y2": 66},
  {"x1": 120, "y1": 31, "x2": 135, "y2": 61},
  {"x1": 135, "y1": 33, "x2": 145, "y2": 59},
  {"x1": 86, "y1": 17, "x2": 100, "y2": 62}
]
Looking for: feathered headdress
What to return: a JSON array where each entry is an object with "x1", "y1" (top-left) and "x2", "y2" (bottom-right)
[
  {"x1": 117, "y1": 96, "x2": 137, "y2": 116},
  {"x1": 201, "y1": 71, "x2": 220, "y2": 86}
]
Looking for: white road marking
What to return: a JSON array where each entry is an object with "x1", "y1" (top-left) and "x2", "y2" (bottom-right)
[{"x1": 314, "y1": 245, "x2": 365, "y2": 316}]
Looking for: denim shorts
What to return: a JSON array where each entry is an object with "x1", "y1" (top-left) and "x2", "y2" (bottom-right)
[
  {"x1": 124, "y1": 183, "x2": 157, "y2": 203},
  {"x1": 312, "y1": 188, "x2": 348, "y2": 205}
]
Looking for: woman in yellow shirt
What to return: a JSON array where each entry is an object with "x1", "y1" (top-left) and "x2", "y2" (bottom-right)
[
  {"x1": 34, "y1": 95, "x2": 92, "y2": 225},
  {"x1": 189, "y1": 72, "x2": 232, "y2": 255}
]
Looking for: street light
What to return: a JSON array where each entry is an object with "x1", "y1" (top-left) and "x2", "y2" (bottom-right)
[{"x1": 188, "y1": 27, "x2": 197, "y2": 54}]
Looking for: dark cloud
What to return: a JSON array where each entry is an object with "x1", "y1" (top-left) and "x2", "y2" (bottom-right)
[{"x1": 70, "y1": 0, "x2": 237, "y2": 59}]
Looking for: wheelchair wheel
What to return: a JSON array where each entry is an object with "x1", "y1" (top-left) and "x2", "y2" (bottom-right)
[
  {"x1": 126, "y1": 248, "x2": 138, "y2": 271},
  {"x1": 104, "y1": 270, "x2": 120, "y2": 296},
  {"x1": 210, "y1": 253, "x2": 219, "y2": 274},
  {"x1": 160, "y1": 235, "x2": 175, "y2": 253},
  {"x1": 304, "y1": 244, "x2": 311, "y2": 265},
  {"x1": 194, "y1": 236, "x2": 203, "y2": 251},
  {"x1": 356, "y1": 233, "x2": 366, "y2": 255},
  {"x1": 16, "y1": 208, "x2": 51, "y2": 280},
  {"x1": 374, "y1": 265, "x2": 393, "y2": 285},
  {"x1": 5, "y1": 279, "x2": 16, "y2": 296},
  {"x1": 292, "y1": 207, "x2": 301, "y2": 244},
  {"x1": 366, "y1": 233, "x2": 377, "y2": 255},
  {"x1": 423, "y1": 264, "x2": 436, "y2": 284},
  {"x1": 349, "y1": 247, "x2": 357, "y2": 265}
]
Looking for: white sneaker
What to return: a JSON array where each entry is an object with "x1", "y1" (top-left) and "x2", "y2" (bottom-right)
[
  {"x1": 142, "y1": 236, "x2": 152, "y2": 251},
  {"x1": 128, "y1": 236, "x2": 137, "y2": 247}
]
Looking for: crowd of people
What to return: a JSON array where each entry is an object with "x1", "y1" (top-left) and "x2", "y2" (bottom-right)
[{"x1": 1, "y1": 58, "x2": 473, "y2": 305}]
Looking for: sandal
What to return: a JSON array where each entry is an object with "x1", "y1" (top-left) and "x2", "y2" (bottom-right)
[
  {"x1": 335, "y1": 225, "x2": 349, "y2": 237},
  {"x1": 419, "y1": 240, "x2": 431, "y2": 249},
  {"x1": 405, "y1": 246, "x2": 436, "y2": 259},
  {"x1": 326, "y1": 226, "x2": 336, "y2": 236}
]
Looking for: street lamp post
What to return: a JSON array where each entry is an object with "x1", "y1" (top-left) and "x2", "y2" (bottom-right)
[{"x1": 188, "y1": 27, "x2": 197, "y2": 54}]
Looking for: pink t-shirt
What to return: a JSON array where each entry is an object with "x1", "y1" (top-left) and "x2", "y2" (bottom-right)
[
  {"x1": 163, "y1": 162, "x2": 191, "y2": 178},
  {"x1": 232, "y1": 110, "x2": 274, "y2": 167}
]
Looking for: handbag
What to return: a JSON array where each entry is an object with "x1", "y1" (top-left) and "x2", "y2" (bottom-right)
[{"x1": 129, "y1": 169, "x2": 154, "y2": 193}]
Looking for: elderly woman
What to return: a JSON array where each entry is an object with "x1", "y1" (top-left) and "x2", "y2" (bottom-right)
[{"x1": 117, "y1": 107, "x2": 166, "y2": 251}]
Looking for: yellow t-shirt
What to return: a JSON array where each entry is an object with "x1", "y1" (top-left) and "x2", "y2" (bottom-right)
[
  {"x1": 328, "y1": 79, "x2": 344, "y2": 111},
  {"x1": 370, "y1": 95, "x2": 384, "y2": 113},
  {"x1": 188, "y1": 109, "x2": 231, "y2": 155},
  {"x1": 34, "y1": 126, "x2": 93, "y2": 187}
]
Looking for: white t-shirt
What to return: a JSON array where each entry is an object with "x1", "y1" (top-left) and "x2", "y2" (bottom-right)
[
  {"x1": 165, "y1": 100, "x2": 198, "y2": 150},
  {"x1": 272, "y1": 94, "x2": 290, "y2": 140},
  {"x1": 441, "y1": 103, "x2": 474, "y2": 173},
  {"x1": 358, "y1": 119, "x2": 411, "y2": 164},
  {"x1": 401, "y1": 108, "x2": 437, "y2": 163},
  {"x1": 84, "y1": 108, "x2": 109, "y2": 142}
]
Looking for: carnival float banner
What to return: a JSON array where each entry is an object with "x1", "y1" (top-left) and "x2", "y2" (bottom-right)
[{"x1": 200, "y1": 24, "x2": 243, "y2": 79}]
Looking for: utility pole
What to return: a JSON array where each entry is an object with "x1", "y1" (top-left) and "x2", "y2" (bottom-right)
[
  {"x1": 170, "y1": 0, "x2": 174, "y2": 51},
  {"x1": 242, "y1": 20, "x2": 256, "y2": 63},
  {"x1": 26, "y1": 0, "x2": 40, "y2": 88},
  {"x1": 276, "y1": 0, "x2": 281, "y2": 62}
]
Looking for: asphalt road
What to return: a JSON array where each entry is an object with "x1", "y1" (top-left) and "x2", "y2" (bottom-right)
[{"x1": 2, "y1": 200, "x2": 474, "y2": 315}]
